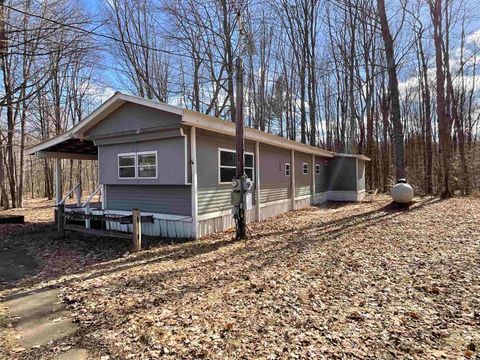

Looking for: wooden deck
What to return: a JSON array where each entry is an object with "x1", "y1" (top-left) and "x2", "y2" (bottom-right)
[{"x1": 64, "y1": 224, "x2": 131, "y2": 239}]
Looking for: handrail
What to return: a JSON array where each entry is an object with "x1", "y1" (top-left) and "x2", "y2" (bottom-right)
[
  {"x1": 58, "y1": 183, "x2": 81, "y2": 206},
  {"x1": 82, "y1": 184, "x2": 103, "y2": 208}
]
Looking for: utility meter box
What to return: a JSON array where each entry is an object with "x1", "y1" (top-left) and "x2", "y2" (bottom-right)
[
  {"x1": 231, "y1": 177, "x2": 253, "y2": 210},
  {"x1": 243, "y1": 192, "x2": 253, "y2": 210}
]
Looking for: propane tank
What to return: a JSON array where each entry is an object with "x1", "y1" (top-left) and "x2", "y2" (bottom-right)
[{"x1": 391, "y1": 178, "x2": 414, "y2": 204}]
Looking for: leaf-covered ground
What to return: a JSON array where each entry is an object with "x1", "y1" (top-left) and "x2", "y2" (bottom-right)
[{"x1": 2, "y1": 196, "x2": 480, "y2": 359}]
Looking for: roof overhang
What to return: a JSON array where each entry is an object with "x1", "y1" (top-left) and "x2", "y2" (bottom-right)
[
  {"x1": 183, "y1": 109, "x2": 335, "y2": 158},
  {"x1": 26, "y1": 92, "x2": 184, "y2": 158},
  {"x1": 334, "y1": 153, "x2": 371, "y2": 161},
  {"x1": 27, "y1": 92, "x2": 370, "y2": 161}
]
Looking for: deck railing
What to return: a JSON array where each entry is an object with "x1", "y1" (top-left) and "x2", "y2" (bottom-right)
[
  {"x1": 57, "y1": 183, "x2": 81, "y2": 207},
  {"x1": 82, "y1": 184, "x2": 103, "y2": 229}
]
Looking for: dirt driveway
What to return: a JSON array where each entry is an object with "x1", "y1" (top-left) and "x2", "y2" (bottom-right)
[{"x1": 1, "y1": 196, "x2": 480, "y2": 359}]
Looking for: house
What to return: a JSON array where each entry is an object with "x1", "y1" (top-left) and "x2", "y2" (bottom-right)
[{"x1": 27, "y1": 92, "x2": 370, "y2": 238}]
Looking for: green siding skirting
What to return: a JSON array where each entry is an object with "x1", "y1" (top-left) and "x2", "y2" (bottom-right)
[
  {"x1": 260, "y1": 186, "x2": 290, "y2": 203},
  {"x1": 295, "y1": 185, "x2": 311, "y2": 197},
  {"x1": 198, "y1": 187, "x2": 232, "y2": 215}
]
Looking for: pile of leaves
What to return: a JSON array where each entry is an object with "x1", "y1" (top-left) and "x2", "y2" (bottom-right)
[{"x1": 52, "y1": 196, "x2": 480, "y2": 359}]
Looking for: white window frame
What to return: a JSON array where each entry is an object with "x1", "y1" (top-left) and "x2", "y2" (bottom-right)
[
  {"x1": 218, "y1": 148, "x2": 255, "y2": 185},
  {"x1": 137, "y1": 151, "x2": 158, "y2": 179},
  {"x1": 285, "y1": 162, "x2": 291, "y2": 177},
  {"x1": 118, "y1": 153, "x2": 136, "y2": 179},
  {"x1": 315, "y1": 163, "x2": 320, "y2": 175},
  {"x1": 302, "y1": 162, "x2": 309, "y2": 175}
]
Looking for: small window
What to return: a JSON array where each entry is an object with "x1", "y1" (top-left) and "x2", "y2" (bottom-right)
[
  {"x1": 137, "y1": 152, "x2": 157, "y2": 178},
  {"x1": 219, "y1": 149, "x2": 254, "y2": 184},
  {"x1": 315, "y1": 164, "x2": 320, "y2": 175},
  {"x1": 302, "y1": 162, "x2": 308, "y2": 175},
  {"x1": 285, "y1": 163, "x2": 291, "y2": 176},
  {"x1": 118, "y1": 153, "x2": 136, "y2": 178}
]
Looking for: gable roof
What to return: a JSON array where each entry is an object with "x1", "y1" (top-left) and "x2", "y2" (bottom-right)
[{"x1": 27, "y1": 92, "x2": 369, "y2": 161}]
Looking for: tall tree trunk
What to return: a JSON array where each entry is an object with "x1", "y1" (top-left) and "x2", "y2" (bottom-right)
[{"x1": 377, "y1": 0, "x2": 405, "y2": 180}]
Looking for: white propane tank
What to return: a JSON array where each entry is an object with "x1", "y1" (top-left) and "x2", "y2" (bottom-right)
[{"x1": 391, "y1": 178, "x2": 414, "y2": 204}]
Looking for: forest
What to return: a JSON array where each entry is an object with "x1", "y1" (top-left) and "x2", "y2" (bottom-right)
[{"x1": 0, "y1": 0, "x2": 479, "y2": 209}]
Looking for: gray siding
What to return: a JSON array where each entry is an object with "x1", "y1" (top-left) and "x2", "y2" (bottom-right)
[
  {"x1": 85, "y1": 102, "x2": 181, "y2": 138},
  {"x1": 198, "y1": 186, "x2": 231, "y2": 215},
  {"x1": 315, "y1": 157, "x2": 329, "y2": 193},
  {"x1": 328, "y1": 157, "x2": 357, "y2": 191},
  {"x1": 196, "y1": 130, "x2": 255, "y2": 187},
  {"x1": 357, "y1": 160, "x2": 365, "y2": 191},
  {"x1": 295, "y1": 152, "x2": 312, "y2": 196},
  {"x1": 98, "y1": 137, "x2": 187, "y2": 185},
  {"x1": 196, "y1": 130, "x2": 255, "y2": 214},
  {"x1": 259, "y1": 144, "x2": 291, "y2": 202},
  {"x1": 106, "y1": 185, "x2": 191, "y2": 216}
]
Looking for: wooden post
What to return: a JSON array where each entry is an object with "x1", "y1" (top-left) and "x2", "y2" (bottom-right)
[
  {"x1": 57, "y1": 203, "x2": 64, "y2": 232},
  {"x1": 132, "y1": 209, "x2": 142, "y2": 252},
  {"x1": 85, "y1": 203, "x2": 91, "y2": 229},
  {"x1": 55, "y1": 158, "x2": 62, "y2": 205},
  {"x1": 235, "y1": 57, "x2": 246, "y2": 239},
  {"x1": 76, "y1": 184, "x2": 81, "y2": 207}
]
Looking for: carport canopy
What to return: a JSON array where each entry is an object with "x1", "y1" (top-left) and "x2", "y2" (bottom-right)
[
  {"x1": 26, "y1": 134, "x2": 98, "y2": 160},
  {"x1": 26, "y1": 132, "x2": 99, "y2": 205}
]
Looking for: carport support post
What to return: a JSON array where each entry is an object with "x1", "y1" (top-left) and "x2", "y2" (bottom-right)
[
  {"x1": 57, "y1": 203, "x2": 64, "y2": 232},
  {"x1": 54, "y1": 158, "x2": 62, "y2": 205},
  {"x1": 132, "y1": 209, "x2": 141, "y2": 252}
]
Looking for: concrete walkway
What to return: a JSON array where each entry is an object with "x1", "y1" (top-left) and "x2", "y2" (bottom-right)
[{"x1": 3, "y1": 289, "x2": 89, "y2": 359}]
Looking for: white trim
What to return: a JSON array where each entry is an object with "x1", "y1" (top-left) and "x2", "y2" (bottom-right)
[
  {"x1": 184, "y1": 133, "x2": 188, "y2": 185},
  {"x1": 302, "y1": 162, "x2": 309, "y2": 175},
  {"x1": 190, "y1": 127, "x2": 198, "y2": 238},
  {"x1": 198, "y1": 208, "x2": 234, "y2": 221},
  {"x1": 118, "y1": 152, "x2": 136, "y2": 179},
  {"x1": 290, "y1": 150, "x2": 295, "y2": 211},
  {"x1": 355, "y1": 158, "x2": 359, "y2": 191},
  {"x1": 295, "y1": 194, "x2": 311, "y2": 201},
  {"x1": 311, "y1": 154, "x2": 316, "y2": 197},
  {"x1": 285, "y1": 162, "x2": 291, "y2": 176},
  {"x1": 335, "y1": 153, "x2": 371, "y2": 161},
  {"x1": 183, "y1": 109, "x2": 334, "y2": 158},
  {"x1": 255, "y1": 141, "x2": 261, "y2": 221},
  {"x1": 99, "y1": 209, "x2": 193, "y2": 221},
  {"x1": 217, "y1": 147, "x2": 255, "y2": 185},
  {"x1": 260, "y1": 198, "x2": 290, "y2": 208},
  {"x1": 136, "y1": 151, "x2": 158, "y2": 179}
]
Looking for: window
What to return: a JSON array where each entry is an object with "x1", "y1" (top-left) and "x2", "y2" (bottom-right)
[
  {"x1": 302, "y1": 162, "x2": 309, "y2": 175},
  {"x1": 118, "y1": 151, "x2": 157, "y2": 179},
  {"x1": 218, "y1": 149, "x2": 254, "y2": 184},
  {"x1": 137, "y1": 152, "x2": 157, "y2": 178},
  {"x1": 315, "y1": 164, "x2": 320, "y2": 175},
  {"x1": 118, "y1": 153, "x2": 136, "y2": 178},
  {"x1": 285, "y1": 163, "x2": 291, "y2": 176}
]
